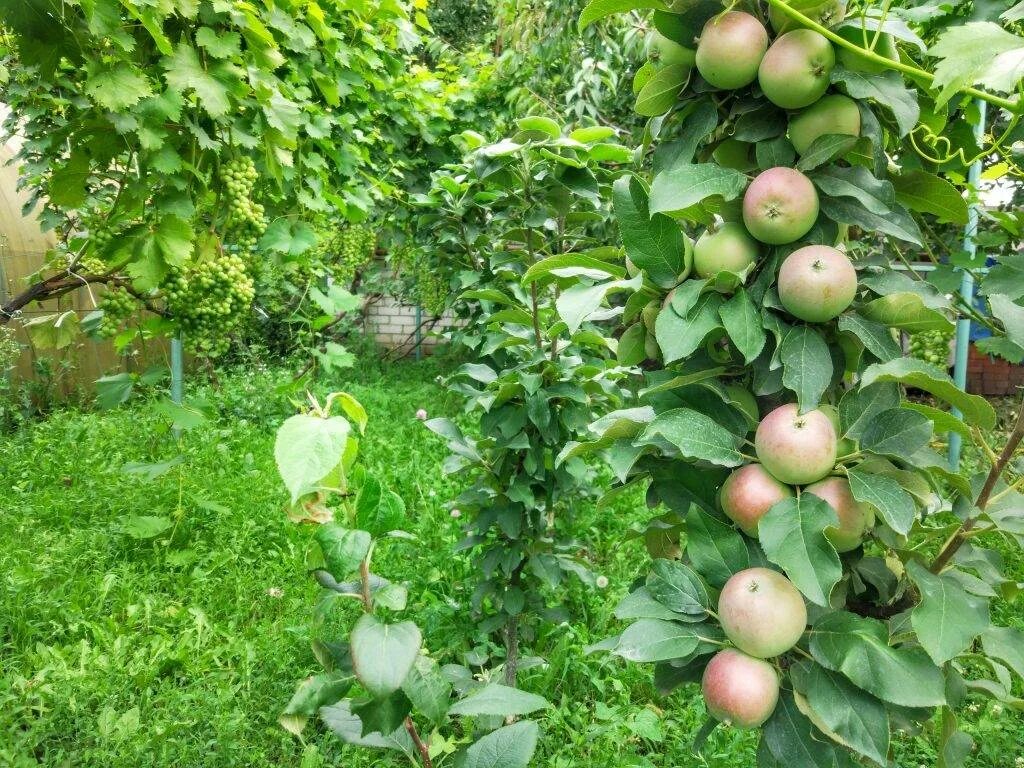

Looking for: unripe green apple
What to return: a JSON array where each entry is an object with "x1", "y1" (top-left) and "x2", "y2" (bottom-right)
[
  {"x1": 769, "y1": 0, "x2": 846, "y2": 34},
  {"x1": 692, "y1": 222, "x2": 760, "y2": 278},
  {"x1": 804, "y1": 476, "x2": 873, "y2": 552},
  {"x1": 777, "y1": 245, "x2": 857, "y2": 322},
  {"x1": 695, "y1": 11, "x2": 768, "y2": 90},
  {"x1": 719, "y1": 567, "x2": 807, "y2": 658},
  {"x1": 788, "y1": 94, "x2": 861, "y2": 155},
  {"x1": 742, "y1": 167, "x2": 819, "y2": 245},
  {"x1": 647, "y1": 30, "x2": 696, "y2": 70},
  {"x1": 758, "y1": 29, "x2": 835, "y2": 110},
  {"x1": 702, "y1": 649, "x2": 780, "y2": 728},
  {"x1": 755, "y1": 403, "x2": 837, "y2": 485},
  {"x1": 720, "y1": 463, "x2": 794, "y2": 537}
]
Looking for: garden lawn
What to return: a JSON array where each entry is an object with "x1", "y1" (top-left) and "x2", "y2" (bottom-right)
[{"x1": 1, "y1": 359, "x2": 1021, "y2": 767}]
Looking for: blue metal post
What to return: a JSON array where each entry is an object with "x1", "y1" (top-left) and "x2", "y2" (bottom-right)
[
  {"x1": 170, "y1": 334, "x2": 184, "y2": 439},
  {"x1": 415, "y1": 304, "x2": 423, "y2": 361},
  {"x1": 949, "y1": 100, "x2": 987, "y2": 470}
]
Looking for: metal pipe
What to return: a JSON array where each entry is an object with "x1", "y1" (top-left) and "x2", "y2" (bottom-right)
[
  {"x1": 170, "y1": 334, "x2": 183, "y2": 440},
  {"x1": 415, "y1": 304, "x2": 422, "y2": 362},
  {"x1": 949, "y1": 100, "x2": 987, "y2": 470}
]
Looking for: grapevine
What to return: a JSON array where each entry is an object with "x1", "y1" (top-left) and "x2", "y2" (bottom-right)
[
  {"x1": 97, "y1": 287, "x2": 138, "y2": 339},
  {"x1": 220, "y1": 157, "x2": 267, "y2": 253},
  {"x1": 163, "y1": 254, "x2": 255, "y2": 357},
  {"x1": 908, "y1": 328, "x2": 954, "y2": 367},
  {"x1": 315, "y1": 224, "x2": 376, "y2": 285}
]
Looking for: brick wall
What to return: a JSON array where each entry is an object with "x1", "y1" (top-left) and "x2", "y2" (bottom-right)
[
  {"x1": 363, "y1": 293, "x2": 457, "y2": 355},
  {"x1": 967, "y1": 345, "x2": 1024, "y2": 396}
]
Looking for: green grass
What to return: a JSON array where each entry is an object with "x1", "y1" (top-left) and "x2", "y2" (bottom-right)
[{"x1": 1, "y1": 360, "x2": 1022, "y2": 767}]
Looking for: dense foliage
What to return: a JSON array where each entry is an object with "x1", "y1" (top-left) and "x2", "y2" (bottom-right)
[
  {"x1": 546, "y1": 0, "x2": 1024, "y2": 764},
  {"x1": 418, "y1": 120, "x2": 635, "y2": 683}
]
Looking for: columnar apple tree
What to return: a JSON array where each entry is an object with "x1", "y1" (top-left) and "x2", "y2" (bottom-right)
[{"x1": 564, "y1": 1, "x2": 1024, "y2": 764}]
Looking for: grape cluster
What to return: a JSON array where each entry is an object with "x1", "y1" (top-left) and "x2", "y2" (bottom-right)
[
  {"x1": 163, "y1": 254, "x2": 255, "y2": 357},
  {"x1": 91, "y1": 226, "x2": 115, "y2": 252},
  {"x1": 319, "y1": 224, "x2": 376, "y2": 285},
  {"x1": 77, "y1": 256, "x2": 107, "y2": 275},
  {"x1": 908, "y1": 329, "x2": 953, "y2": 367},
  {"x1": 220, "y1": 157, "x2": 267, "y2": 252},
  {"x1": 415, "y1": 261, "x2": 447, "y2": 316},
  {"x1": 97, "y1": 287, "x2": 137, "y2": 338}
]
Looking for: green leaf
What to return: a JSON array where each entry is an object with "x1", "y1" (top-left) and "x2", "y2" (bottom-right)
[
  {"x1": 830, "y1": 66, "x2": 919, "y2": 136},
  {"x1": 48, "y1": 151, "x2": 91, "y2": 209},
  {"x1": 196, "y1": 26, "x2": 242, "y2": 58},
  {"x1": 636, "y1": 407, "x2": 743, "y2": 467},
  {"x1": 614, "y1": 587, "x2": 681, "y2": 621},
  {"x1": 928, "y1": 22, "x2": 1024, "y2": 107},
  {"x1": 989, "y1": 294, "x2": 1024, "y2": 349},
  {"x1": 907, "y1": 560, "x2": 990, "y2": 665},
  {"x1": 315, "y1": 525, "x2": 371, "y2": 580},
  {"x1": 763, "y1": 691, "x2": 849, "y2": 768},
  {"x1": 981, "y1": 626, "x2": 1024, "y2": 681},
  {"x1": 861, "y1": 292, "x2": 953, "y2": 333},
  {"x1": 685, "y1": 506, "x2": 748, "y2": 588},
  {"x1": 516, "y1": 115, "x2": 561, "y2": 137},
  {"x1": 613, "y1": 175, "x2": 686, "y2": 288},
  {"x1": 635, "y1": 64, "x2": 689, "y2": 117},
  {"x1": 902, "y1": 403, "x2": 971, "y2": 440},
  {"x1": 795, "y1": 135, "x2": 860, "y2": 172},
  {"x1": 119, "y1": 515, "x2": 173, "y2": 539},
  {"x1": 809, "y1": 611, "x2": 946, "y2": 708},
  {"x1": 790, "y1": 661, "x2": 889, "y2": 767},
  {"x1": 812, "y1": 165, "x2": 893, "y2": 214},
  {"x1": 85, "y1": 65, "x2": 152, "y2": 110},
  {"x1": 556, "y1": 274, "x2": 643, "y2": 333},
  {"x1": 521, "y1": 253, "x2": 624, "y2": 285},
  {"x1": 401, "y1": 655, "x2": 451, "y2": 725},
  {"x1": 780, "y1": 326, "x2": 833, "y2": 412},
  {"x1": 719, "y1": 288, "x2": 766, "y2": 364},
  {"x1": 646, "y1": 559, "x2": 710, "y2": 616},
  {"x1": 755, "y1": 136, "x2": 795, "y2": 170},
  {"x1": 847, "y1": 469, "x2": 917, "y2": 535},
  {"x1": 655, "y1": 293, "x2": 723, "y2": 363},
  {"x1": 860, "y1": 408, "x2": 933, "y2": 459},
  {"x1": 758, "y1": 495, "x2": 841, "y2": 606},
  {"x1": 319, "y1": 700, "x2": 413, "y2": 752},
  {"x1": 981, "y1": 253, "x2": 1024, "y2": 300},
  {"x1": 350, "y1": 614, "x2": 422, "y2": 699},
  {"x1": 355, "y1": 476, "x2": 406, "y2": 535},
  {"x1": 820, "y1": 196, "x2": 922, "y2": 246},
  {"x1": 578, "y1": 0, "x2": 668, "y2": 29},
  {"x1": 162, "y1": 43, "x2": 231, "y2": 117},
  {"x1": 836, "y1": 314, "x2": 901, "y2": 362},
  {"x1": 153, "y1": 215, "x2": 194, "y2": 267},
  {"x1": 281, "y1": 671, "x2": 353, "y2": 718},
  {"x1": 893, "y1": 171, "x2": 968, "y2": 225},
  {"x1": 448, "y1": 684, "x2": 550, "y2": 717},
  {"x1": 649, "y1": 164, "x2": 748, "y2": 216},
  {"x1": 95, "y1": 372, "x2": 135, "y2": 410},
  {"x1": 861, "y1": 358, "x2": 996, "y2": 430},
  {"x1": 461, "y1": 720, "x2": 539, "y2": 768},
  {"x1": 260, "y1": 219, "x2": 318, "y2": 258},
  {"x1": 838, "y1": 382, "x2": 901, "y2": 440},
  {"x1": 613, "y1": 619, "x2": 702, "y2": 662},
  {"x1": 274, "y1": 414, "x2": 351, "y2": 503}
]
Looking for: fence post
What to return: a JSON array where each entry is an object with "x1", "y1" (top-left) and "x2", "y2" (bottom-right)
[
  {"x1": 949, "y1": 100, "x2": 987, "y2": 471},
  {"x1": 415, "y1": 304, "x2": 422, "y2": 361},
  {"x1": 170, "y1": 334, "x2": 184, "y2": 440}
]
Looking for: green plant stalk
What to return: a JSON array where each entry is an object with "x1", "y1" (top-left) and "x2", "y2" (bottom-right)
[
  {"x1": 930, "y1": 398, "x2": 1024, "y2": 573},
  {"x1": 764, "y1": 0, "x2": 1023, "y2": 114}
]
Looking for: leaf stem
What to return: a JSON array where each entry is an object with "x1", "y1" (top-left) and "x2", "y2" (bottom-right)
[
  {"x1": 763, "y1": 0, "x2": 1024, "y2": 114},
  {"x1": 404, "y1": 717, "x2": 433, "y2": 768}
]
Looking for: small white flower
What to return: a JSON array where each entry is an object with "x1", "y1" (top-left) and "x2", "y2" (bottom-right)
[
  {"x1": 596, "y1": 575, "x2": 609, "y2": 589},
  {"x1": 267, "y1": 587, "x2": 283, "y2": 598},
  {"x1": 415, "y1": 408, "x2": 428, "y2": 421},
  {"x1": 968, "y1": 703, "x2": 980, "y2": 714},
  {"x1": 1013, "y1": 756, "x2": 1023, "y2": 767},
  {"x1": 991, "y1": 704, "x2": 1003, "y2": 715},
  {"x1": 450, "y1": 509, "x2": 462, "y2": 518}
]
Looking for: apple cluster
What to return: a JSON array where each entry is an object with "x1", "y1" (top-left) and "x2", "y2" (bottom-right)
[{"x1": 645, "y1": 5, "x2": 887, "y2": 731}]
